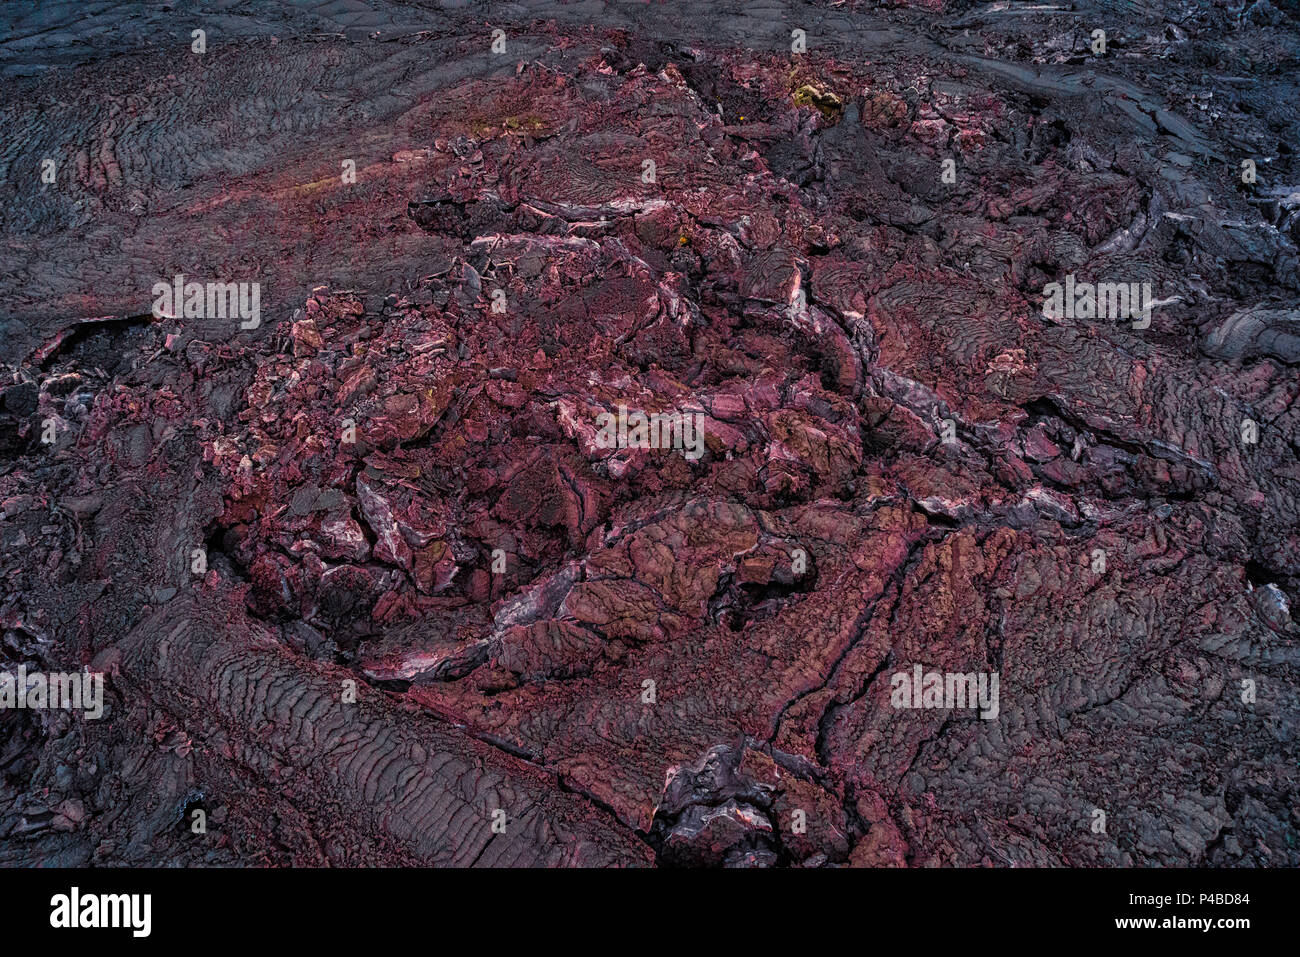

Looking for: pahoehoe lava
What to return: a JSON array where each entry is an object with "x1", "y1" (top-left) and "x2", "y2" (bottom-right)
[{"x1": 0, "y1": 0, "x2": 1297, "y2": 867}]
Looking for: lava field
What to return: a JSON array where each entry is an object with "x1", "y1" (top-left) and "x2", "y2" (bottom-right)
[{"x1": 0, "y1": 0, "x2": 1297, "y2": 868}]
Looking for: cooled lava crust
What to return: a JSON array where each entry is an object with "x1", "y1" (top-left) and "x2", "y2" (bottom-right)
[{"x1": 1, "y1": 0, "x2": 1298, "y2": 867}]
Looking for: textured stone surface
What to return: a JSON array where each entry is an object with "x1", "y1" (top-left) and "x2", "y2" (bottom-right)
[{"x1": 0, "y1": 0, "x2": 1297, "y2": 867}]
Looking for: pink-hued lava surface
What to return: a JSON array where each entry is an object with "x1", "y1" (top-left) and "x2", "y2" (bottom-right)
[{"x1": 0, "y1": 0, "x2": 1297, "y2": 867}]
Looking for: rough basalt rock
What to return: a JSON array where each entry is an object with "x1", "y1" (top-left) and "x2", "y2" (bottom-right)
[{"x1": 0, "y1": 0, "x2": 1297, "y2": 867}]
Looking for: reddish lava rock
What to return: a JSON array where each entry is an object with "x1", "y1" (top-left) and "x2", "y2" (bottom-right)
[{"x1": 0, "y1": 0, "x2": 1298, "y2": 867}]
